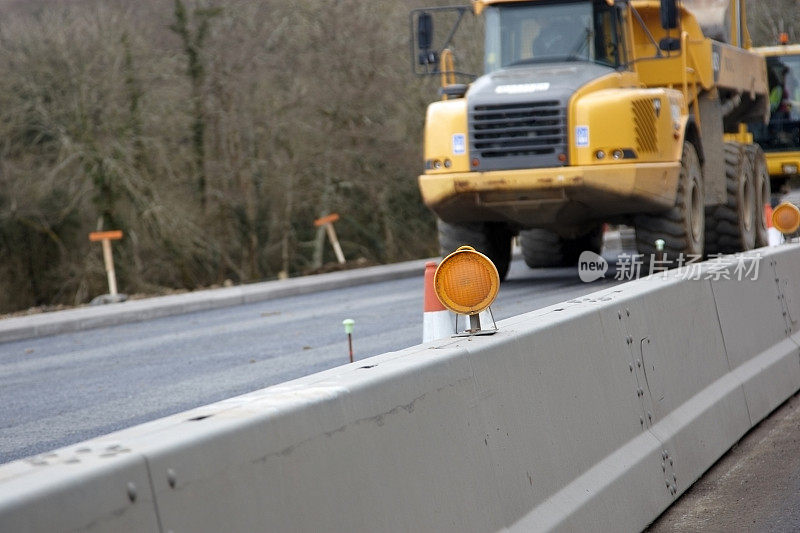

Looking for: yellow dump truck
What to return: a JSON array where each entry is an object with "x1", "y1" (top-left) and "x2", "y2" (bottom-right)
[
  {"x1": 749, "y1": 40, "x2": 800, "y2": 198},
  {"x1": 413, "y1": 0, "x2": 769, "y2": 279}
]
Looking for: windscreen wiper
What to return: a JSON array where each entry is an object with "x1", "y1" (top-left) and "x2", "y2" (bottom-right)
[
  {"x1": 564, "y1": 28, "x2": 592, "y2": 62},
  {"x1": 506, "y1": 28, "x2": 593, "y2": 67}
]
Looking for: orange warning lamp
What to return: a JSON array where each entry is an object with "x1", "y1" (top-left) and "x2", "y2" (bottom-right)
[
  {"x1": 772, "y1": 202, "x2": 800, "y2": 235},
  {"x1": 434, "y1": 246, "x2": 499, "y2": 315}
]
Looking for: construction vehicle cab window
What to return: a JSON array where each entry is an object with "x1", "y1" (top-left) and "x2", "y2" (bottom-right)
[
  {"x1": 750, "y1": 48, "x2": 800, "y2": 193},
  {"x1": 412, "y1": 0, "x2": 770, "y2": 281},
  {"x1": 484, "y1": 1, "x2": 626, "y2": 71}
]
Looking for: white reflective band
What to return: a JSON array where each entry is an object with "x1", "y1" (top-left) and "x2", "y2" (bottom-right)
[{"x1": 494, "y1": 82, "x2": 550, "y2": 94}]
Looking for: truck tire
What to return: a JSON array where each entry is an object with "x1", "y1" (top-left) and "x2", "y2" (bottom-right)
[
  {"x1": 747, "y1": 144, "x2": 771, "y2": 248},
  {"x1": 634, "y1": 141, "x2": 704, "y2": 262},
  {"x1": 563, "y1": 226, "x2": 604, "y2": 263},
  {"x1": 705, "y1": 142, "x2": 756, "y2": 255},
  {"x1": 437, "y1": 219, "x2": 513, "y2": 281},
  {"x1": 519, "y1": 226, "x2": 603, "y2": 268},
  {"x1": 519, "y1": 229, "x2": 561, "y2": 268}
]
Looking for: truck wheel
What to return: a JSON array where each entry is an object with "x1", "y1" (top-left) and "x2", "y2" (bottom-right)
[
  {"x1": 705, "y1": 142, "x2": 756, "y2": 255},
  {"x1": 519, "y1": 226, "x2": 603, "y2": 268},
  {"x1": 747, "y1": 144, "x2": 770, "y2": 248},
  {"x1": 437, "y1": 219, "x2": 512, "y2": 281},
  {"x1": 562, "y1": 226, "x2": 604, "y2": 264},
  {"x1": 519, "y1": 229, "x2": 561, "y2": 268},
  {"x1": 634, "y1": 141, "x2": 704, "y2": 261}
]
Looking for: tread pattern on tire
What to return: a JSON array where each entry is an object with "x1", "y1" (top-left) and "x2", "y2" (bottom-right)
[
  {"x1": 705, "y1": 142, "x2": 755, "y2": 255},
  {"x1": 634, "y1": 141, "x2": 704, "y2": 260},
  {"x1": 519, "y1": 227, "x2": 602, "y2": 268},
  {"x1": 437, "y1": 219, "x2": 512, "y2": 281},
  {"x1": 519, "y1": 229, "x2": 561, "y2": 268},
  {"x1": 747, "y1": 144, "x2": 770, "y2": 248}
]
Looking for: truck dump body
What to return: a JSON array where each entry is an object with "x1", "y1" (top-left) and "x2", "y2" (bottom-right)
[
  {"x1": 630, "y1": 1, "x2": 768, "y2": 128},
  {"x1": 681, "y1": 0, "x2": 730, "y2": 43}
]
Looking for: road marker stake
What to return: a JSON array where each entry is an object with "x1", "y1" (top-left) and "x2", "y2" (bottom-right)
[
  {"x1": 342, "y1": 318, "x2": 355, "y2": 362},
  {"x1": 314, "y1": 213, "x2": 346, "y2": 264},
  {"x1": 89, "y1": 230, "x2": 123, "y2": 297},
  {"x1": 655, "y1": 238, "x2": 666, "y2": 262}
]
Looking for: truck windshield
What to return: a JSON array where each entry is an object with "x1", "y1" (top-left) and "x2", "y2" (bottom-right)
[
  {"x1": 751, "y1": 54, "x2": 800, "y2": 152},
  {"x1": 483, "y1": 1, "x2": 626, "y2": 73}
]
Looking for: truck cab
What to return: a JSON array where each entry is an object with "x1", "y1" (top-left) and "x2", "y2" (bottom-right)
[{"x1": 750, "y1": 44, "x2": 800, "y2": 195}]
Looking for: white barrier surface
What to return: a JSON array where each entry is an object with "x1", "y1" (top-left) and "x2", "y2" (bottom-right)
[{"x1": 1, "y1": 245, "x2": 798, "y2": 532}]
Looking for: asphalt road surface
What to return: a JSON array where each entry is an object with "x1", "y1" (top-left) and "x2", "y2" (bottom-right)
[
  {"x1": 0, "y1": 256, "x2": 620, "y2": 464},
  {"x1": 648, "y1": 391, "x2": 800, "y2": 532}
]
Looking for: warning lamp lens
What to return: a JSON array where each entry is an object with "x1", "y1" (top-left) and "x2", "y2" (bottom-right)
[
  {"x1": 558, "y1": 153, "x2": 567, "y2": 163},
  {"x1": 772, "y1": 202, "x2": 800, "y2": 234},
  {"x1": 472, "y1": 158, "x2": 480, "y2": 167},
  {"x1": 434, "y1": 246, "x2": 500, "y2": 315}
]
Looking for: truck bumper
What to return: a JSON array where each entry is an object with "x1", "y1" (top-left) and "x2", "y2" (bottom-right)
[
  {"x1": 419, "y1": 162, "x2": 680, "y2": 230},
  {"x1": 765, "y1": 151, "x2": 800, "y2": 178}
]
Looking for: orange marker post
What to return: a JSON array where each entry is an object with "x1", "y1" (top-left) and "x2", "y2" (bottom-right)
[
  {"x1": 422, "y1": 261, "x2": 452, "y2": 342},
  {"x1": 314, "y1": 213, "x2": 346, "y2": 264},
  {"x1": 89, "y1": 230, "x2": 123, "y2": 296}
]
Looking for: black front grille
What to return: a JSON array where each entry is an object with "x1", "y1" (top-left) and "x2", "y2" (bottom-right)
[{"x1": 469, "y1": 100, "x2": 567, "y2": 170}]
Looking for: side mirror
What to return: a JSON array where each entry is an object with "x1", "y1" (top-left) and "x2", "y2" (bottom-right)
[
  {"x1": 660, "y1": 0, "x2": 678, "y2": 30},
  {"x1": 410, "y1": 6, "x2": 473, "y2": 77},
  {"x1": 418, "y1": 12, "x2": 434, "y2": 53}
]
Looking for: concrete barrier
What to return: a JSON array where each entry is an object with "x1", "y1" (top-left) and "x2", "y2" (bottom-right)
[
  {"x1": 1, "y1": 245, "x2": 798, "y2": 532},
  {"x1": 711, "y1": 253, "x2": 800, "y2": 426},
  {"x1": 0, "y1": 449, "x2": 158, "y2": 532}
]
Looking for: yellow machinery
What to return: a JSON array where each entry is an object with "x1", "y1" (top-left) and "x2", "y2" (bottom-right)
[
  {"x1": 749, "y1": 38, "x2": 800, "y2": 197},
  {"x1": 412, "y1": 0, "x2": 769, "y2": 278}
]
